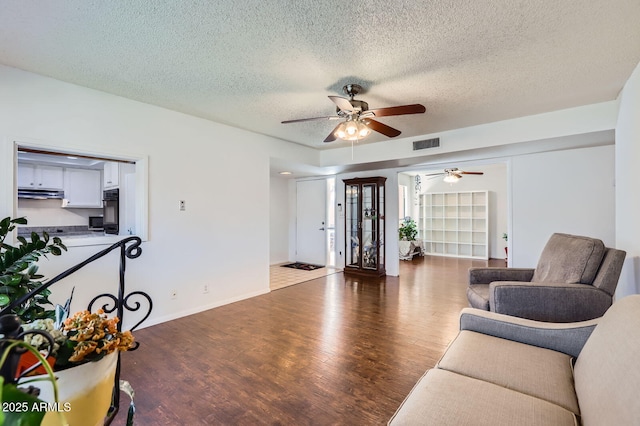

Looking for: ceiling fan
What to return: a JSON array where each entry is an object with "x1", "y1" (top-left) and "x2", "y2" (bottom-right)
[
  {"x1": 426, "y1": 168, "x2": 484, "y2": 183},
  {"x1": 281, "y1": 84, "x2": 426, "y2": 143}
]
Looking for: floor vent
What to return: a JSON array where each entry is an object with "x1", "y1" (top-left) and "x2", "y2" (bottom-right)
[{"x1": 413, "y1": 138, "x2": 440, "y2": 150}]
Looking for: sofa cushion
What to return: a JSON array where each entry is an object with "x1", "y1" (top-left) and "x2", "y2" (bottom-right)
[
  {"x1": 388, "y1": 369, "x2": 577, "y2": 426},
  {"x1": 437, "y1": 330, "x2": 579, "y2": 414},
  {"x1": 532, "y1": 233, "x2": 605, "y2": 284},
  {"x1": 574, "y1": 295, "x2": 640, "y2": 425}
]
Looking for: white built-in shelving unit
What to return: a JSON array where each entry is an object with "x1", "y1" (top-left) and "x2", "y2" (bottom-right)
[{"x1": 419, "y1": 191, "x2": 489, "y2": 259}]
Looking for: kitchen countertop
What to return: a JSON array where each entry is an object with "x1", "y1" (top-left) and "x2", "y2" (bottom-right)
[
  {"x1": 15, "y1": 226, "x2": 134, "y2": 249},
  {"x1": 61, "y1": 232, "x2": 107, "y2": 238},
  {"x1": 17, "y1": 225, "x2": 106, "y2": 238}
]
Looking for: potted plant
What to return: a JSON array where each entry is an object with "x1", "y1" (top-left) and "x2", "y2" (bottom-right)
[
  {"x1": 398, "y1": 217, "x2": 421, "y2": 260},
  {"x1": 24, "y1": 309, "x2": 134, "y2": 425},
  {"x1": 0, "y1": 217, "x2": 136, "y2": 425},
  {"x1": 1, "y1": 309, "x2": 134, "y2": 425},
  {"x1": 399, "y1": 217, "x2": 418, "y2": 241}
]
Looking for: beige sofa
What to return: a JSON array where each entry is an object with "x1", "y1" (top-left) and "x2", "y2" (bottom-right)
[{"x1": 389, "y1": 294, "x2": 640, "y2": 425}]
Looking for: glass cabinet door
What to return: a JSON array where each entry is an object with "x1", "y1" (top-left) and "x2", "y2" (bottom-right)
[
  {"x1": 345, "y1": 184, "x2": 359, "y2": 268},
  {"x1": 362, "y1": 184, "x2": 377, "y2": 269}
]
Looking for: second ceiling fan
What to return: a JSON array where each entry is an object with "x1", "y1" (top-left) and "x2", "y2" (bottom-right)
[
  {"x1": 426, "y1": 168, "x2": 484, "y2": 183},
  {"x1": 281, "y1": 84, "x2": 426, "y2": 143}
]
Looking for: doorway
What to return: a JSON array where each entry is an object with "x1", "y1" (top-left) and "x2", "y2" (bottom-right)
[
  {"x1": 269, "y1": 177, "x2": 338, "y2": 291},
  {"x1": 296, "y1": 179, "x2": 328, "y2": 266},
  {"x1": 294, "y1": 177, "x2": 337, "y2": 267},
  {"x1": 397, "y1": 162, "x2": 509, "y2": 262}
]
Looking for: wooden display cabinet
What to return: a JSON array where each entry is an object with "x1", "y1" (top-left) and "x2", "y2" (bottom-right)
[{"x1": 343, "y1": 177, "x2": 386, "y2": 277}]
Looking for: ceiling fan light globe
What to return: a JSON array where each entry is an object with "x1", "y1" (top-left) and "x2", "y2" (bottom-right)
[
  {"x1": 334, "y1": 120, "x2": 372, "y2": 141},
  {"x1": 443, "y1": 174, "x2": 460, "y2": 183},
  {"x1": 334, "y1": 122, "x2": 347, "y2": 139},
  {"x1": 345, "y1": 123, "x2": 358, "y2": 136}
]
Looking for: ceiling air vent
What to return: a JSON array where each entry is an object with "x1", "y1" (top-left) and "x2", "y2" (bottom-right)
[{"x1": 413, "y1": 138, "x2": 440, "y2": 150}]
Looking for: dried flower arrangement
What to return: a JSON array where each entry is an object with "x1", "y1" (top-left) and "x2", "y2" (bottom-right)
[{"x1": 58, "y1": 309, "x2": 134, "y2": 365}]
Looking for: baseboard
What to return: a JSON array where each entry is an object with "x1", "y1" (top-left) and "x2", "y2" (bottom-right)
[{"x1": 135, "y1": 287, "x2": 271, "y2": 330}]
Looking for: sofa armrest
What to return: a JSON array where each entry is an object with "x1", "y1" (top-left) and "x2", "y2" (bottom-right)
[
  {"x1": 468, "y1": 267, "x2": 535, "y2": 285},
  {"x1": 459, "y1": 308, "x2": 598, "y2": 357},
  {"x1": 490, "y1": 281, "x2": 613, "y2": 322}
]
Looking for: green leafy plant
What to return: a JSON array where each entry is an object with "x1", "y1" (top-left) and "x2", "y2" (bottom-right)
[
  {"x1": 399, "y1": 217, "x2": 418, "y2": 241},
  {"x1": 0, "y1": 217, "x2": 67, "y2": 322}
]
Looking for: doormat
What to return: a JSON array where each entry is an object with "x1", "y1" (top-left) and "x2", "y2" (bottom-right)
[{"x1": 281, "y1": 262, "x2": 324, "y2": 271}]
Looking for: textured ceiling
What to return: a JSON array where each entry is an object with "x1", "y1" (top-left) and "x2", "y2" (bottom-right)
[{"x1": 1, "y1": 1, "x2": 640, "y2": 150}]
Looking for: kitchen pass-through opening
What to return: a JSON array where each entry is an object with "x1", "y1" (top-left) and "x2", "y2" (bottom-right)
[{"x1": 14, "y1": 144, "x2": 148, "y2": 245}]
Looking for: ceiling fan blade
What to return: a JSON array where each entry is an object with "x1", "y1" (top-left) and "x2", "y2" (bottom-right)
[
  {"x1": 369, "y1": 104, "x2": 426, "y2": 117},
  {"x1": 364, "y1": 119, "x2": 401, "y2": 138},
  {"x1": 425, "y1": 172, "x2": 445, "y2": 177},
  {"x1": 460, "y1": 171, "x2": 484, "y2": 175},
  {"x1": 328, "y1": 96, "x2": 354, "y2": 113},
  {"x1": 323, "y1": 123, "x2": 342, "y2": 143},
  {"x1": 282, "y1": 116, "x2": 341, "y2": 124}
]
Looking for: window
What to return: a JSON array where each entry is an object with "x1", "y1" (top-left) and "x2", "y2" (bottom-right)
[
  {"x1": 326, "y1": 177, "x2": 336, "y2": 267},
  {"x1": 399, "y1": 184, "x2": 408, "y2": 222}
]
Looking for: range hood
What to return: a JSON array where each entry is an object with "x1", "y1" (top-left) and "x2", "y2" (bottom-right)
[{"x1": 18, "y1": 189, "x2": 65, "y2": 200}]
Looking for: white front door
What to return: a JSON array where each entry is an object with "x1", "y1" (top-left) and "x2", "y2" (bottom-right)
[{"x1": 296, "y1": 179, "x2": 326, "y2": 265}]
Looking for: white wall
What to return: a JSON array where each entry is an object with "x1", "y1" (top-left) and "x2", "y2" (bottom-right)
[
  {"x1": 615, "y1": 60, "x2": 640, "y2": 298},
  {"x1": 269, "y1": 175, "x2": 290, "y2": 264},
  {"x1": 511, "y1": 145, "x2": 616, "y2": 267},
  {"x1": 0, "y1": 65, "x2": 319, "y2": 328},
  {"x1": 17, "y1": 199, "x2": 101, "y2": 226}
]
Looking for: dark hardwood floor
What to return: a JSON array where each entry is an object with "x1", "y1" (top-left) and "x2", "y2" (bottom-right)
[{"x1": 114, "y1": 256, "x2": 503, "y2": 425}]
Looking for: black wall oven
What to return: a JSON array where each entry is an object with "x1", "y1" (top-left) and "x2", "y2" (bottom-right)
[{"x1": 103, "y1": 189, "x2": 119, "y2": 235}]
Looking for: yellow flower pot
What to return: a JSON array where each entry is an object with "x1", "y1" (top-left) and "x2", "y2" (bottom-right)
[{"x1": 21, "y1": 351, "x2": 118, "y2": 426}]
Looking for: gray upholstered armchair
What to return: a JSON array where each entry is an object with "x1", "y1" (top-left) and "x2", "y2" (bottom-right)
[{"x1": 467, "y1": 233, "x2": 626, "y2": 322}]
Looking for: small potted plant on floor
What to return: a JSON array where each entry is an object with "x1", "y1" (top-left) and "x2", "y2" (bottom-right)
[
  {"x1": 399, "y1": 217, "x2": 418, "y2": 241},
  {"x1": 399, "y1": 217, "x2": 420, "y2": 260}
]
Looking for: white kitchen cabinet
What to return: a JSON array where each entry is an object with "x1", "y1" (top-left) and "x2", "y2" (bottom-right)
[
  {"x1": 103, "y1": 161, "x2": 119, "y2": 189},
  {"x1": 63, "y1": 168, "x2": 102, "y2": 208},
  {"x1": 17, "y1": 164, "x2": 64, "y2": 190}
]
